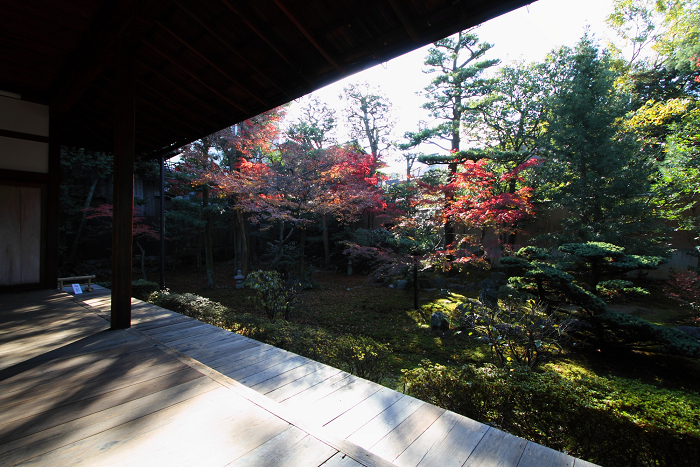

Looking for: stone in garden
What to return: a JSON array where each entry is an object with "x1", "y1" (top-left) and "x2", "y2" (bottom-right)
[
  {"x1": 431, "y1": 311, "x2": 449, "y2": 331},
  {"x1": 395, "y1": 279, "x2": 409, "y2": 290},
  {"x1": 479, "y1": 278, "x2": 498, "y2": 309},
  {"x1": 491, "y1": 272, "x2": 506, "y2": 284},
  {"x1": 431, "y1": 276, "x2": 447, "y2": 289}
]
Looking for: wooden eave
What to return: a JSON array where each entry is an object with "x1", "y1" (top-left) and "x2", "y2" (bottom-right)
[{"x1": 0, "y1": 0, "x2": 532, "y2": 158}]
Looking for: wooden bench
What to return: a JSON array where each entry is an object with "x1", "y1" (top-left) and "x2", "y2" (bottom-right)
[{"x1": 57, "y1": 275, "x2": 96, "y2": 292}]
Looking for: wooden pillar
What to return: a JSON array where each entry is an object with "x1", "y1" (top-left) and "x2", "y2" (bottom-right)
[
  {"x1": 46, "y1": 110, "x2": 61, "y2": 289},
  {"x1": 111, "y1": 36, "x2": 136, "y2": 329}
]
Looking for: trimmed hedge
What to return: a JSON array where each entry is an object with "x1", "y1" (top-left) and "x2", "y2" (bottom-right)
[{"x1": 402, "y1": 361, "x2": 700, "y2": 467}]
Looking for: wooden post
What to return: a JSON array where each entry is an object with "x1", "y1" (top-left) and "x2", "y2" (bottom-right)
[
  {"x1": 111, "y1": 35, "x2": 135, "y2": 329},
  {"x1": 46, "y1": 110, "x2": 61, "y2": 289},
  {"x1": 160, "y1": 155, "x2": 165, "y2": 290}
]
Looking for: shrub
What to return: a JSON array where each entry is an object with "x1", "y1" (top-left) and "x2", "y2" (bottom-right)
[
  {"x1": 402, "y1": 361, "x2": 700, "y2": 467},
  {"x1": 131, "y1": 279, "x2": 159, "y2": 301},
  {"x1": 599, "y1": 311, "x2": 700, "y2": 358},
  {"x1": 665, "y1": 269, "x2": 700, "y2": 318},
  {"x1": 458, "y1": 299, "x2": 571, "y2": 368},
  {"x1": 245, "y1": 270, "x2": 301, "y2": 321},
  {"x1": 147, "y1": 289, "x2": 227, "y2": 326},
  {"x1": 226, "y1": 316, "x2": 390, "y2": 382}
]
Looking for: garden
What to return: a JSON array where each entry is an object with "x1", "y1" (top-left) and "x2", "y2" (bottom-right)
[{"x1": 57, "y1": 1, "x2": 700, "y2": 466}]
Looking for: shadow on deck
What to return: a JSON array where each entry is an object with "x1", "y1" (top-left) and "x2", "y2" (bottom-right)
[{"x1": 0, "y1": 288, "x2": 597, "y2": 467}]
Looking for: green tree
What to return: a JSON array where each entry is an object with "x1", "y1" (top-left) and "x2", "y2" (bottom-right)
[
  {"x1": 540, "y1": 37, "x2": 663, "y2": 254},
  {"x1": 402, "y1": 29, "x2": 499, "y2": 246}
]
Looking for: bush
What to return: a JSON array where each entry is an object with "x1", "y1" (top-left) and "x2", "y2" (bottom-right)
[
  {"x1": 458, "y1": 299, "x2": 571, "y2": 368},
  {"x1": 402, "y1": 361, "x2": 700, "y2": 467},
  {"x1": 225, "y1": 315, "x2": 389, "y2": 382},
  {"x1": 599, "y1": 311, "x2": 700, "y2": 358},
  {"x1": 245, "y1": 270, "x2": 301, "y2": 321},
  {"x1": 147, "y1": 289, "x2": 227, "y2": 326},
  {"x1": 131, "y1": 279, "x2": 159, "y2": 301},
  {"x1": 665, "y1": 269, "x2": 700, "y2": 318}
]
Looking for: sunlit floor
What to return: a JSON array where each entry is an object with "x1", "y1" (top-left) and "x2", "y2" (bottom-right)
[{"x1": 0, "y1": 289, "x2": 596, "y2": 467}]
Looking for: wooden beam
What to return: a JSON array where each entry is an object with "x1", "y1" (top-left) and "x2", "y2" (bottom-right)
[
  {"x1": 136, "y1": 59, "x2": 229, "y2": 122},
  {"x1": 141, "y1": 38, "x2": 248, "y2": 113},
  {"x1": 50, "y1": 1, "x2": 136, "y2": 114},
  {"x1": 136, "y1": 79, "x2": 216, "y2": 133},
  {"x1": 219, "y1": 0, "x2": 294, "y2": 67},
  {"x1": 271, "y1": 0, "x2": 343, "y2": 74},
  {"x1": 388, "y1": 0, "x2": 420, "y2": 43},
  {"x1": 156, "y1": 20, "x2": 266, "y2": 106},
  {"x1": 111, "y1": 35, "x2": 136, "y2": 330},
  {"x1": 174, "y1": 1, "x2": 290, "y2": 98}
]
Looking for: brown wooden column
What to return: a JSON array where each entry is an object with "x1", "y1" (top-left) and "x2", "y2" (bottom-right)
[
  {"x1": 111, "y1": 36, "x2": 136, "y2": 329},
  {"x1": 46, "y1": 110, "x2": 61, "y2": 289}
]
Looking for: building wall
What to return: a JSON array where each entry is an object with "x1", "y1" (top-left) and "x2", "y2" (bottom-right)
[{"x1": 0, "y1": 95, "x2": 49, "y2": 287}]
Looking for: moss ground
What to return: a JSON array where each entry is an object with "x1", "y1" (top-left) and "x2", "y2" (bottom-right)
[{"x1": 162, "y1": 264, "x2": 700, "y2": 392}]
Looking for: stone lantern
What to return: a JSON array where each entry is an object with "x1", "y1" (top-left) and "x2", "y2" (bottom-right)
[{"x1": 234, "y1": 270, "x2": 245, "y2": 289}]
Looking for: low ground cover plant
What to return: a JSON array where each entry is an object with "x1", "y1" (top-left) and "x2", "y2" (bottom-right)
[{"x1": 402, "y1": 361, "x2": 700, "y2": 467}]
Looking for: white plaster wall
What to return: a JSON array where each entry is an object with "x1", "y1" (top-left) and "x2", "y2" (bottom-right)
[
  {"x1": 0, "y1": 136, "x2": 49, "y2": 173},
  {"x1": 0, "y1": 95, "x2": 49, "y2": 136}
]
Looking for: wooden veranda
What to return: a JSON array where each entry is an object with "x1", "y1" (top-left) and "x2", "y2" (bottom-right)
[{"x1": 0, "y1": 289, "x2": 598, "y2": 467}]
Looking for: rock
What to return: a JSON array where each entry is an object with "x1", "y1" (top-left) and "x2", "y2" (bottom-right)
[
  {"x1": 395, "y1": 279, "x2": 410, "y2": 290},
  {"x1": 491, "y1": 272, "x2": 506, "y2": 284},
  {"x1": 479, "y1": 278, "x2": 498, "y2": 309},
  {"x1": 431, "y1": 311, "x2": 449, "y2": 331},
  {"x1": 431, "y1": 277, "x2": 447, "y2": 289}
]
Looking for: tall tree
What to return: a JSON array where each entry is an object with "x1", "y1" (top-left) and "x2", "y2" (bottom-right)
[
  {"x1": 402, "y1": 29, "x2": 499, "y2": 246},
  {"x1": 341, "y1": 82, "x2": 395, "y2": 164},
  {"x1": 540, "y1": 36, "x2": 661, "y2": 253},
  {"x1": 286, "y1": 96, "x2": 336, "y2": 150},
  {"x1": 215, "y1": 108, "x2": 286, "y2": 274}
]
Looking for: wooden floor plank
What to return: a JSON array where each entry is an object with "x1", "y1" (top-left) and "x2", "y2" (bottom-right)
[
  {"x1": 346, "y1": 395, "x2": 424, "y2": 450},
  {"x1": 250, "y1": 360, "x2": 327, "y2": 395},
  {"x1": 12, "y1": 387, "x2": 255, "y2": 467},
  {"x1": 416, "y1": 413, "x2": 489, "y2": 467},
  {"x1": 370, "y1": 402, "x2": 445, "y2": 461},
  {"x1": 517, "y1": 442, "x2": 576, "y2": 467},
  {"x1": 265, "y1": 366, "x2": 346, "y2": 403},
  {"x1": 0, "y1": 377, "x2": 221, "y2": 466},
  {"x1": 305, "y1": 378, "x2": 384, "y2": 427},
  {"x1": 1, "y1": 290, "x2": 598, "y2": 467},
  {"x1": 393, "y1": 411, "x2": 460, "y2": 467},
  {"x1": 280, "y1": 372, "x2": 357, "y2": 408},
  {"x1": 0, "y1": 348, "x2": 177, "y2": 407},
  {"x1": 320, "y1": 452, "x2": 368, "y2": 467},
  {"x1": 136, "y1": 318, "x2": 207, "y2": 336},
  {"x1": 323, "y1": 386, "x2": 405, "y2": 439},
  {"x1": 267, "y1": 434, "x2": 338, "y2": 467},
  {"x1": 225, "y1": 426, "x2": 308, "y2": 467},
  {"x1": 0, "y1": 368, "x2": 205, "y2": 443},
  {"x1": 463, "y1": 428, "x2": 528, "y2": 467},
  {"x1": 235, "y1": 355, "x2": 310, "y2": 388}
]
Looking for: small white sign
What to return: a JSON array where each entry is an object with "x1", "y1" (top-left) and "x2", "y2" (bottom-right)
[{"x1": 71, "y1": 283, "x2": 83, "y2": 294}]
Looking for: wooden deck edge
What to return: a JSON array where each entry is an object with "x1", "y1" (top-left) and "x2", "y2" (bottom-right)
[{"x1": 122, "y1": 326, "x2": 398, "y2": 467}]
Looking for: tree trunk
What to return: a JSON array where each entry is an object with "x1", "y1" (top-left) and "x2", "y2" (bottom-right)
[
  {"x1": 322, "y1": 215, "x2": 331, "y2": 266},
  {"x1": 202, "y1": 185, "x2": 216, "y2": 289},
  {"x1": 237, "y1": 211, "x2": 249, "y2": 275},
  {"x1": 270, "y1": 221, "x2": 295, "y2": 268},
  {"x1": 299, "y1": 227, "x2": 306, "y2": 277},
  {"x1": 69, "y1": 177, "x2": 99, "y2": 261},
  {"x1": 136, "y1": 237, "x2": 147, "y2": 281}
]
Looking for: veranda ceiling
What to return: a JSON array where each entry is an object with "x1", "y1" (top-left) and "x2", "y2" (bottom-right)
[{"x1": 1, "y1": 0, "x2": 531, "y2": 157}]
